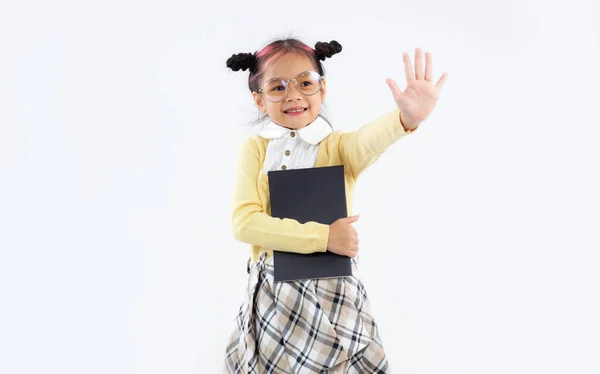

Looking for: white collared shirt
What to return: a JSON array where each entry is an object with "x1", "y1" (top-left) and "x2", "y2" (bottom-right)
[{"x1": 258, "y1": 115, "x2": 333, "y2": 174}]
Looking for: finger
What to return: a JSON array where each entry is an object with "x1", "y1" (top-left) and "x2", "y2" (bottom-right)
[
  {"x1": 403, "y1": 52, "x2": 415, "y2": 82},
  {"x1": 414, "y1": 48, "x2": 423, "y2": 80},
  {"x1": 345, "y1": 214, "x2": 360, "y2": 224},
  {"x1": 435, "y1": 72, "x2": 448, "y2": 91},
  {"x1": 386, "y1": 78, "x2": 410, "y2": 107},
  {"x1": 424, "y1": 52, "x2": 433, "y2": 82},
  {"x1": 385, "y1": 78, "x2": 403, "y2": 99}
]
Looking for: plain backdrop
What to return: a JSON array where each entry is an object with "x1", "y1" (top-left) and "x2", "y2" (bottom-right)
[{"x1": 1, "y1": 0, "x2": 599, "y2": 373}]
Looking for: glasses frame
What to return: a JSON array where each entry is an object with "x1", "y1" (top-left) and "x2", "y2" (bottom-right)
[{"x1": 257, "y1": 70, "x2": 325, "y2": 103}]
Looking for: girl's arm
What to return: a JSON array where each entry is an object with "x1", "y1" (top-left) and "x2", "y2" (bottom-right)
[
  {"x1": 231, "y1": 136, "x2": 330, "y2": 254},
  {"x1": 339, "y1": 48, "x2": 447, "y2": 179},
  {"x1": 338, "y1": 107, "x2": 414, "y2": 179}
]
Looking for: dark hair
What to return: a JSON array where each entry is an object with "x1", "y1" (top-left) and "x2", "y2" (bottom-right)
[
  {"x1": 226, "y1": 37, "x2": 342, "y2": 125},
  {"x1": 226, "y1": 38, "x2": 342, "y2": 92}
]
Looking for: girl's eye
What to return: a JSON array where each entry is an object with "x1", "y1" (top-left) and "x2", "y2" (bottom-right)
[
  {"x1": 273, "y1": 85, "x2": 285, "y2": 91},
  {"x1": 301, "y1": 81, "x2": 312, "y2": 86}
]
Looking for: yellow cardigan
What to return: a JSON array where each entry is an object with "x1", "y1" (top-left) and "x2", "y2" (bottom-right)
[{"x1": 231, "y1": 107, "x2": 414, "y2": 262}]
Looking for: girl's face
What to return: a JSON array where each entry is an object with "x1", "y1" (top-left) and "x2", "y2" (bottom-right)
[{"x1": 253, "y1": 53, "x2": 326, "y2": 130}]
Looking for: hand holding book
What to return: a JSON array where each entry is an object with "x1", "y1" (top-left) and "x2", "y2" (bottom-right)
[{"x1": 326, "y1": 214, "x2": 360, "y2": 258}]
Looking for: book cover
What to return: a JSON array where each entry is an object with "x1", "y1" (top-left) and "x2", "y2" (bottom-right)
[{"x1": 267, "y1": 165, "x2": 353, "y2": 282}]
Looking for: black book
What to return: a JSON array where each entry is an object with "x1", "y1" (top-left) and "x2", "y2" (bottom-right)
[{"x1": 267, "y1": 165, "x2": 353, "y2": 282}]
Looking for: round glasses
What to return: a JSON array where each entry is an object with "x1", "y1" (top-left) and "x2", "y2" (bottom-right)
[{"x1": 258, "y1": 71, "x2": 324, "y2": 103}]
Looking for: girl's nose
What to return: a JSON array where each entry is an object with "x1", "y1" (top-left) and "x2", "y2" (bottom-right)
[{"x1": 286, "y1": 81, "x2": 303, "y2": 101}]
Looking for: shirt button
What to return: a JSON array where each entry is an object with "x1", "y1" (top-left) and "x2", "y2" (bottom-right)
[
  {"x1": 284, "y1": 150, "x2": 291, "y2": 156},
  {"x1": 290, "y1": 132, "x2": 296, "y2": 137},
  {"x1": 281, "y1": 165, "x2": 287, "y2": 170}
]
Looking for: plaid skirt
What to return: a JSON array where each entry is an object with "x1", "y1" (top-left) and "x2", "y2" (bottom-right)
[{"x1": 223, "y1": 252, "x2": 389, "y2": 373}]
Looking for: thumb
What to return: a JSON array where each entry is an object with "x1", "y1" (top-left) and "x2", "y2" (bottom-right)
[
  {"x1": 386, "y1": 79, "x2": 404, "y2": 100},
  {"x1": 386, "y1": 78, "x2": 409, "y2": 107},
  {"x1": 345, "y1": 214, "x2": 360, "y2": 224}
]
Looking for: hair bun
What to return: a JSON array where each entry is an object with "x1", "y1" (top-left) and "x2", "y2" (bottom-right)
[
  {"x1": 314, "y1": 40, "x2": 342, "y2": 61},
  {"x1": 226, "y1": 52, "x2": 257, "y2": 72}
]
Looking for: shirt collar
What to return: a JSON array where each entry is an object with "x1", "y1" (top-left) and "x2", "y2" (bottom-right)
[{"x1": 258, "y1": 115, "x2": 333, "y2": 145}]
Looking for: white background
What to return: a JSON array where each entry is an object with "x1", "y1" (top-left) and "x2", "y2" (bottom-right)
[{"x1": 1, "y1": 0, "x2": 599, "y2": 373}]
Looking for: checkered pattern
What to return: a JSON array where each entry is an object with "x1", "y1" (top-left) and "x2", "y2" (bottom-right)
[{"x1": 224, "y1": 253, "x2": 389, "y2": 373}]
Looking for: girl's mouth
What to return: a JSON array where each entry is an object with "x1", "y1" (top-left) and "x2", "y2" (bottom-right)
[{"x1": 284, "y1": 108, "x2": 308, "y2": 116}]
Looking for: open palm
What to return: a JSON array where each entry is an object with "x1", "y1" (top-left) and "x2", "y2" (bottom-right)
[{"x1": 386, "y1": 48, "x2": 447, "y2": 126}]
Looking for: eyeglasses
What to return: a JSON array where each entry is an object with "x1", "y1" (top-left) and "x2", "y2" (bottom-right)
[{"x1": 257, "y1": 71, "x2": 324, "y2": 103}]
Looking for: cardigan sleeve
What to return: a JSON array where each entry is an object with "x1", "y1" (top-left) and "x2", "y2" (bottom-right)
[
  {"x1": 338, "y1": 107, "x2": 412, "y2": 179},
  {"x1": 230, "y1": 136, "x2": 330, "y2": 254}
]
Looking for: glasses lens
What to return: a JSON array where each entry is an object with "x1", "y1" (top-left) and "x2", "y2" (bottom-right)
[
  {"x1": 297, "y1": 71, "x2": 322, "y2": 96},
  {"x1": 263, "y1": 79, "x2": 287, "y2": 102}
]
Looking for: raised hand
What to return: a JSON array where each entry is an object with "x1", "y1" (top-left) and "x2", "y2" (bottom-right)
[{"x1": 385, "y1": 48, "x2": 447, "y2": 129}]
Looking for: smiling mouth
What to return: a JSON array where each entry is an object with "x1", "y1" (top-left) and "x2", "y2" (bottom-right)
[{"x1": 284, "y1": 108, "x2": 308, "y2": 114}]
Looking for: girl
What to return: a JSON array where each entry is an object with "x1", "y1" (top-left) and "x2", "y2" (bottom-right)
[{"x1": 223, "y1": 37, "x2": 447, "y2": 373}]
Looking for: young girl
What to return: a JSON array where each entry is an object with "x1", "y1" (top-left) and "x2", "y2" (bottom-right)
[{"x1": 223, "y1": 37, "x2": 447, "y2": 373}]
